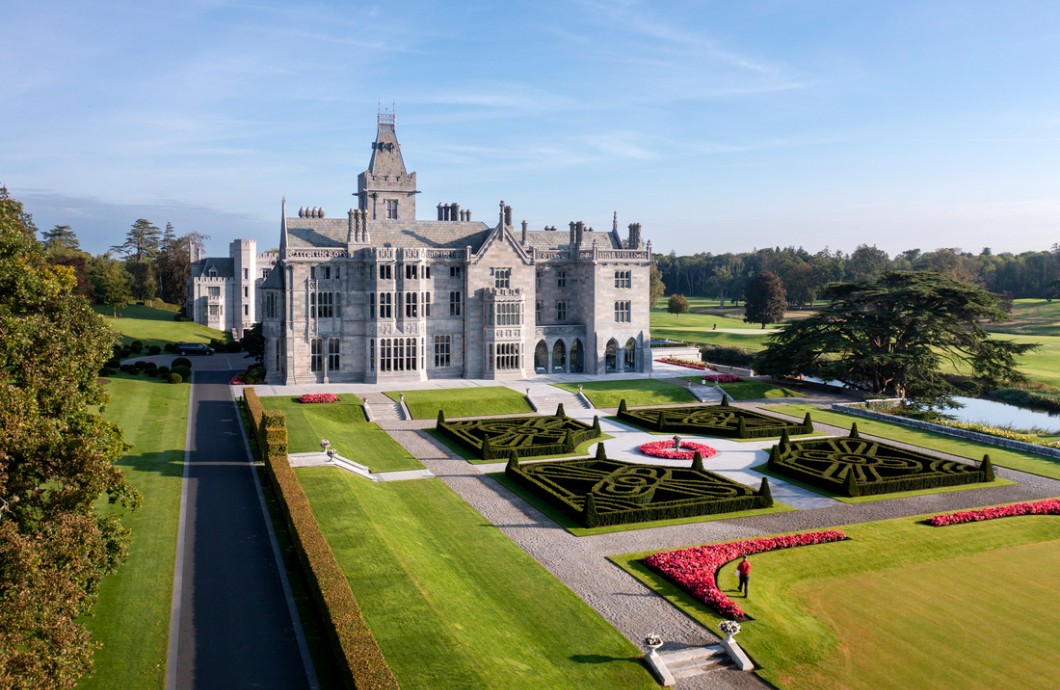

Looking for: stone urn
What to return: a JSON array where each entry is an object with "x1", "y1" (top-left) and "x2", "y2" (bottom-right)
[
  {"x1": 644, "y1": 633, "x2": 663, "y2": 653},
  {"x1": 719, "y1": 620, "x2": 741, "y2": 643}
]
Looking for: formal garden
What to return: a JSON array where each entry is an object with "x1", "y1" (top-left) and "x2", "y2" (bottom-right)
[
  {"x1": 766, "y1": 425, "x2": 995, "y2": 497},
  {"x1": 617, "y1": 398, "x2": 814, "y2": 439},
  {"x1": 71, "y1": 300, "x2": 1060, "y2": 690},
  {"x1": 437, "y1": 409, "x2": 602, "y2": 460},
  {"x1": 505, "y1": 445, "x2": 773, "y2": 527}
]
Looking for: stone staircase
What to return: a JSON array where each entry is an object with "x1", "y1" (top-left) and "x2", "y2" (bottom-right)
[
  {"x1": 363, "y1": 394, "x2": 405, "y2": 423},
  {"x1": 529, "y1": 388, "x2": 592, "y2": 415},
  {"x1": 657, "y1": 644, "x2": 734, "y2": 681}
]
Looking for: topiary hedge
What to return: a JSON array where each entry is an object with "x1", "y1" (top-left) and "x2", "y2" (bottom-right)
[
  {"x1": 767, "y1": 428, "x2": 990, "y2": 497},
  {"x1": 243, "y1": 389, "x2": 397, "y2": 690},
  {"x1": 506, "y1": 450, "x2": 771, "y2": 527},
  {"x1": 438, "y1": 414, "x2": 601, "y2": 460},
  {"x1": 618, "y1": 400, "x2": 812, "y2": 439}
]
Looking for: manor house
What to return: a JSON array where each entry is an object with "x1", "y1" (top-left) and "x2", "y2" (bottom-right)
[{"x1": 260, "y1": 113, "x2": 653, "y2": 384}]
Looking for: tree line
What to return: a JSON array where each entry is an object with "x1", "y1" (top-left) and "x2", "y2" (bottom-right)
[
  {"x1": 654, "y1": 243, "x2": 1060, "y2": 305},
  {"x1": 40, "y1": 219, "x2": 207, "y2": 315}
]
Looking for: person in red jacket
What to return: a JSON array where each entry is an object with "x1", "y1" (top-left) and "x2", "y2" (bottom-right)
[{"x1": 737, "y1": 555, "x2": 751, "y2": 597}]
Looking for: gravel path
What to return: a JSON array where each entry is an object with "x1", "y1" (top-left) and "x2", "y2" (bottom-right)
[{"x1": 382, "y1": 416, "x2": 1060, "y2": 690}]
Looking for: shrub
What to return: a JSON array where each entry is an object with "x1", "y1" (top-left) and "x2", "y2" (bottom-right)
[
  {"x1": 769, "y1": 433, "x2": 987, "y2": 497},
  {"x1": 507, "y1": 457, "x2": 772, "y2": 527},
  {"x1": 148, "y1": 345, "x2": 161, "y2": 355},
  {"x1": 156, "y1": 365, "x2": 170, "y2": 377},
  {"x1": 163, "y1": 343, "x2": 177, "y2": 353},
  {"x1": 134, "y1": 360, "x2": 147, "y2": 370},
  {"x1": 699, "y1": 344, "x2": 756, "y2": 367},
  {"x1": 226, "y1": 340, "x2": 243, "y2": 353},
  {"x1": 619, "y1": 402, "x2": 811, "y2": 439},
  {"x1": 172, "y1": 365, "x2": 192, "y2": 380},
  {"x1": 241, "y1": 396, "x2": 397, "y2": 689},
  {"x1": 172, "y1": 356, "x2": 192, "y2": 369},
  {"x1": 439, "y1": 414, "x2": 600, "y2": 460},
  {"x1": 130, "y1": 340, "x2": 144, "y2": 352},
  {"x1": 168, "y1": 373, "x2": 183, "y2": 384}
]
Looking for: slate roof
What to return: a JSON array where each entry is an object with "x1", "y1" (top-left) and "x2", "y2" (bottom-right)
[
  {"x1": 284, "y1": 219, "x2": 622, "y2": 252},
  {"x1": 191, "y1": 257, "x2": 234, "y2": 278}
]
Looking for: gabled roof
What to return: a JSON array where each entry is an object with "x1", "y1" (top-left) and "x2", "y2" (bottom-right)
[{"x1": 191, "y1": 257, "x2": 234, "y2": 278}]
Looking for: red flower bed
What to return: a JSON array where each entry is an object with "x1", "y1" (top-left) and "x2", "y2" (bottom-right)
[
  {"x1": 926, "y1": 498, "x2": 1060, "y2": 526},
  {"x1": 656, "y1": 357, "x2": 709, "y2": 370},
  {"x1": 644, "y1": 530, "x2": 848, "y2": 620},
  {"x1": 639, "y1": 440, "x2": 717, "y2": 460},
  {"x1": 298, "y1": 393, "x2": 339, "y2": 404}
]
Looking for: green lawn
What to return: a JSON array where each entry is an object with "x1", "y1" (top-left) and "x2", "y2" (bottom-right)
[
  {"x1": 675, "y1": 377, "x2": 798, "y2": 400},
  {"x1": 764, "y1": 403, "x2": 1060, "y2": 481},
  {"x1": 387, "y1": 386, "x2": 534, "y2": 419},
  {"x1": 613, "y1": 514, "x2": 1060, "y2": 690},
  {"x1": 95, "y1": 304, "x2": 225, "y2": 349},
  {"x1": 651, "y1": 304, "x2": 775, "y2": 350},
  {"x1": 296, "y1": 470, "x2": 656, "y2": 690},
  {"x1": 555, "y1": 379, "x2": 697, "y2": 408},
  {"x1": 260, "y1": 394, "x2": 421, "y2": 472},
  {"x1": 989, "y1": 298, "x2": 1060, "y2": 336},
  {"x1": 78, "y1": 374, "x2": 189, "y2": 690}
]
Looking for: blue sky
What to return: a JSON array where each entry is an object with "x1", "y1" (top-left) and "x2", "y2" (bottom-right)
[{"x1": 4, "y1": 1, "x2": 1060, "y2": 257}]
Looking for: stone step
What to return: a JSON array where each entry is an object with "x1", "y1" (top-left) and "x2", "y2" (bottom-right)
[
  {"x1": 534, "y1": 395, "x2": 591, "y2": 412},
  {"x1": 367, "y1": 400, "x2": 405, "y2": 421},
  {"x1": 658, "y1": 645, "x2": 732, "y2": 679}
]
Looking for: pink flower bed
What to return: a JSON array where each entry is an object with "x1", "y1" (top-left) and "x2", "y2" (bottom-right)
[
  {"x1": 229, "y1": 376, "x2": 246, "y2": 386},
  {"x1": 656, "y1": 357, "x2": 710, "y2": 370},
  {"x1": 639, "y1": 440, "x2": 717, "y2": 460},
  {"x1": 644, "y1": 530, "x2": 848, "y2": 620},
  {"x1": 926, "y1": 498, "x2": 1060, "y2": 526},
  {"x1": 298, "y1": 393, "x2": 339, "y2": 404}
]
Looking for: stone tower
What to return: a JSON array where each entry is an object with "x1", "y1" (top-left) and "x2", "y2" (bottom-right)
[{"x1": 356, "y1": 109, "x2": 418, "y2": 222}]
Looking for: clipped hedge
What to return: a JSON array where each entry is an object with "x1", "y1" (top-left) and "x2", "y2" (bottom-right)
[
  {"x1": 618, "y1": 400, "x2": 812, "y2": 439},
  {"x1": 438, "y1": 413, "x2": 601, "y2": 460},
  {"x1": 767, "y1": 428, "x2": 990, "y2": 497},
  {"x1": 506, "y1": 452, "x2": 771, "y2": 527},
  {"x1": 243, "y1": 389, "x2": 397, "y2": 690}
]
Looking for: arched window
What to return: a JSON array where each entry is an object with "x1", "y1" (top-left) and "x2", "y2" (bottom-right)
[
  {"x1": 552, "y1": 340, "x2": 567, "y2": 372},
  {"x1": 605, "y1": 339, "x2": 619, "y2": 373},
  {"x1": 570, "y1": 339, "x2": 584, "y2": 373},
  {"x1": 624, "y1": 338, "x2": 637, "y2": 371},
  {"x1": 534, "y1": 340, "x2": 548, "y2": 373}
]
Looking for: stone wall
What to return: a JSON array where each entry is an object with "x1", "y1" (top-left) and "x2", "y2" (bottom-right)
[{"x1": 831, "y1": 402, "x2": 1060, "y2": 459}]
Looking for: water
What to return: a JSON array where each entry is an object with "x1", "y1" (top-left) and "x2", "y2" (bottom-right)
[{"x1": 942, "y1": 396, "x2": 1060, "y2": 433}]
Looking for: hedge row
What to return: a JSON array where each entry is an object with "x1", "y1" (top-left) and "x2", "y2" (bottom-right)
[
  {"x1": 698, "y1": 343, "x2": 756, "y2": 367},
  {"x1": 438, "y1": 413, "x2": 601, "y2": 460},
  {"x1": 767, "y1": 426, "x2": 990, "y2": 497},
  {"x1": 505, "y1": 450, "x2": 772, "y2": 527},
  {"x1": 243, "y1": 389, "x2": 397, "y2": 690},
  {"x1": 617, "y1": 399, "x2": 813, "y2": 439}
]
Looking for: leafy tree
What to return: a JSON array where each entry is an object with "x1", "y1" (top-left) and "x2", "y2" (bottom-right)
[
  {"x1": 649, "y1": 263, "x2": 666, "y2": 308},
  {"x1": 111, "y1": 219, "x2": 161, "y2": 300},
  {"x1": 754, "y1": 271, "x2": 1037, "y2": 405},
  {"x1": 88, "y1": 254, "x2": 132, "y2": 317},
  {"x1": 666, "y1": 293, "x2": 689, "y2": 317},
  {"x1": 242, "y1": 321, "x2": 265, "y2": 363},
  {"x1": 41, "y1": 224, "x2": 81, "y2": 254},
  {"x1": 743, "y1": 271, "x2": 787, "y2": 328},
  {"x1": 1046, "y1": 279, "x2": 1060, "y2": 302},
  {"x1": 157, "y1": 226, "x2": 207, "y2": 307},
  {"x1": 845, "y1": 244, "x2": 891, "y2": 281},
  {"x1": 0, "y1": 188, "x2": 140, "y2": 687}
]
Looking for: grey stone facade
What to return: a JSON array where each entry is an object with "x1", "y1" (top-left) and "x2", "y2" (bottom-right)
[
  {"x1": 187, "y1": 239, "x2": 278, "y2": 338},
  {"x1": 260, "y1": 114, "x2": 653, "y2": 385}
]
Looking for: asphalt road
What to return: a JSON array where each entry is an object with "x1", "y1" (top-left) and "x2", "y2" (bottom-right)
[{"x1": 168, "y1": 365, "x2": 312, "y2": 689}]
